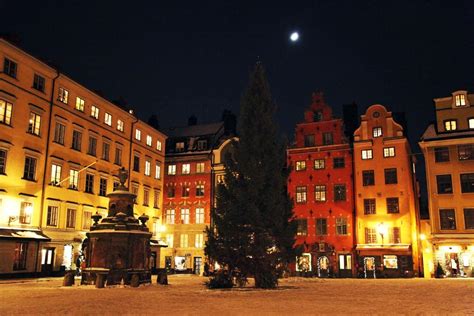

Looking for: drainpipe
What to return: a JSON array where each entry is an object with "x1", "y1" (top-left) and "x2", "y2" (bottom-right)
[
  {"x1": 37, "y1": 68, "x2": 60, "y2": 273},
  {"x1": 128, "y1": 115, "x2": 139, "y2": 188}
]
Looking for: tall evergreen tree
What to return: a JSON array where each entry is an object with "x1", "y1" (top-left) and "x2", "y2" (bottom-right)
[{"x1": 205, "y1": 63, "x2": 297, "y2": 289}]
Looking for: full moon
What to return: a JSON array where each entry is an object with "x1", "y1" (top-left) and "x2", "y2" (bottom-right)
[{"x1": 290, "y1": 32, "x2": 299, "y2": 42}]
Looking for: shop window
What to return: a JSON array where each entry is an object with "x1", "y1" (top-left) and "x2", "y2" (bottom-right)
[
  {"x1": 304, "y1": 134, "x2": 315, "y2": 147},
  {"x1": 295, "y1": 160, "x2": 306, "y2": 171},
  {"x1": 333, "y1": 157, "x2": 345, "y2": 168},
  {"x1": 334, "y1": 184, "x2": 346, "y2": 201},
  {"x1": 296, "y1": 253, "x2": 312, "y2": 272},
  {"x1": 296, "y1": 219, "x2": 307, "y2": 236},
  {"x1": 384, "y1": 168, "x2": 397, "y2": 184},
  {"x1": 338, "y1": 254, "x2": 352, "y2": 270},
  {"x1": 364, "y1": 199, "x2": 376, "y2": 215},
  {"x1": 458, "y1": 144, "x2": 474, "y2": 160},
  {"x1": 314, "y1": 185, "x2": 326, "y2": 202},
  {"x1": 336, "y1": 218, "x2": 347, "y2": 235},
  {"x1": 316, "y1": 218, "x2": 327, "y2": 235},
  {"x1": 464, "y1": 208, "x2": 474, "y2": 229},
  {"x1": 296, "y1": 186, "x2": 307, "y2": 203},
  {"x1": 314, "y1": 159, "x2": 325, "y2": 170},
  {"x1": 434, "y1": 147, "x2": 449, "y2": 162},
  {"x1": 436, "y1": 174, "x2": 453, "y2": 194},
  {"x1": 386, "y1": 197, "x2": 399, "y2": 214},
  {"x1": 13, "y1": 242, "x2": 28, "y2": 270},
  {"x1": 362, "y1": 170, "x2": 375, "y2": 186},
  {"x1": 383, "y1": 255, "x2": 398, "y2": 269},
  {"x1": 440, "y1": 209, "x2": 456, "y2": 230}
]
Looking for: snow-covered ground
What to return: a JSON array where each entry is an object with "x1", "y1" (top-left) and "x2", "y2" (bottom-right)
[{"x1": 0, "y1": 275, "x2": 472, "y2": 315}]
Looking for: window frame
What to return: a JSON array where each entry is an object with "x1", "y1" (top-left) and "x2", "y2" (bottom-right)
[
  {"x1": 383, "y1": 147, "x2": 395, "y2": 158},
  {"x1": 361, "y1": 149, "x2": 373, "y2": 160}
]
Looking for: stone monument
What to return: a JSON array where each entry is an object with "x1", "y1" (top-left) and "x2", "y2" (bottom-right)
[{"x1": 81, "y1": 167, "x2": 152, "y2": 287}]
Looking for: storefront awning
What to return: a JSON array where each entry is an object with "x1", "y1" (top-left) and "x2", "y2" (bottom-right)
[
  {"x1": 150, "y1": 238, "x2": 168, "y2": 247},
  {"x1": 0, "y1": 228, "x2": 51, "y2": 241}
]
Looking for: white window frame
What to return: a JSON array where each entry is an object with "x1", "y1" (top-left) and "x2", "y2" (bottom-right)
[
  {"x1": 383, "y1": 147, "x2": 395, "y2": 158},
  {"x1": 146, "y1": 135, "x2": 152, "y2": 146},
  {"x1": 135, "y1": 129, "x2": 141, "y2": 141},
  {"x1": 104, "y1": 112, "x2": 112, "y2": 126},
  {"x1": 361, "y1": 149, "x2": 373, "y2": 160},
  {"x1": 168, "y1": 164, "x2": 176, "y2": 175}
]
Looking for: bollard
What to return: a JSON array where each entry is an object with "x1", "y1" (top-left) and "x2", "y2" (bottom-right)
[
  {"x1": 130, "y1": 274, "x2": 140, "y2": 288},
  {"x1": 157, "y1": 269, "x2": 168, "y2": 285},
  {"x1": 63, "y1": 271, "x2": 75, "y2": 286},
  {"x1": 95, "y1": 273, "x2": 106, "y2": 288}
]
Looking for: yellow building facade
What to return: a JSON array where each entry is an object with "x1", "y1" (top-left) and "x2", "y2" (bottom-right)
[
  {"x1": 419, "y1": 90, "x2": 474, "y2": 278},
  {"x1": 353, "y1": 104, "x2": 420, "y2": 277},
  {"x1": 0, "y1": 39, "x2": 166, "y2": 276}
]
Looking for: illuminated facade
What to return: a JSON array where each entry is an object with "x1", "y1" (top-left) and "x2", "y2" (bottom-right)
[
  {"x1": 288, "y1": 92, "x2": 355, "y2": 277},
  {"x1": 0, "y1": 39, "x2": 166, "y2": 277},
  {"x1": 161, "y1": 116, "x2": 236, "y2": 274},
  {"x1": 419, "y1": 90, "x2": 474, "y2": 278},
  {"x1": 353, "y1": 104, "x2": 420, "y2": 278}
]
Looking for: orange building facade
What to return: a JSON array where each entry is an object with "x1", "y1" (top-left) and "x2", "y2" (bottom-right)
[
  {"x1": 353, "y1": 104, "x2": 420, "y2": 278},
  {"x1": 288, "y1": 93, "x2": 355, "y2": 277}
]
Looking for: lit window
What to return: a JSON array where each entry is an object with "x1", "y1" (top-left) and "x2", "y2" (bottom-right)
[
  {"x1": 182, "y1": 163, "x2": 190, "y2": 174},
  {"x1": 295, "y1": 161, "x2": 306, "y2": 171},
  {"x1": 69, "y1": 169, "x2": 79, "y2": 190},
  {"x1": 180, "y1": 208, "x2": 190, "y2": 224},
  {"x1": 296, "y1": 186, "x2": 307, "y2": 203},
  {"x1": 3, "y1": 58, "x2": 17, "y2": 78},
  {"x1": 135, "y1": 129, "x2": 141, "y2": 141},
  {"x1": 156, "y1": 140, "x2": 162, "y2": 151},
  {"x1": 146, "y1": 135, "x2": 152, "y2": 146},
  {"x1": 58, "y1": 87, "x2": 69, "y2": 103},
  {"x1": 196, "y1": 184, "x2": 205, "y2": 196},
  {"x1": 104, "y1": 113, "x2": 112, "y2": 126},
  {"x1": 75, "y1": 97, "x2": 85, "y2": 112},
  {"x1": 83, "y1": 211, "x2": 92, "y2": 229},
  {"x1": 314, "y1": 159, "x2": 325, "y2": 170},
  {"x1": 444, "y1": 120, "x2": 457, "y2": 131},
  {"x1": 314, "y1": 185, "x2": 326, "y2": 202},
  {"x1": 195, "y1": 233, "x2": 204, "y2": 248},
  {"x1": 19, "y1": 202, "x2": 32, "y2": 224},
  {"x1": 0, "y1": 99, "x2": 13, "y2": 125},
  {"x1": 365, "y1": 228, "x2": 377, "y2": 244},
  {"x1": 361, "y1": 149, "x2": 373, "y2": 160},
  {"x1": 372, "y1": 127, "x2": 382, "y2": 138},
  {"x1": 32, "y1": 74, "x2": 45, "y2": 92},
  {"x1": 50, "y1": 163, "x2": 62, "y2": 186},
  {"x1": 469, "y1": 118, "x2": 474, "y2": 129},
  {"x1": 180, "y1": 234, "x2": 189, "y2": 248},
  {"x1": 155, "y1": 162, "x2": 161, "y2": 179},
  {"x1": 383, "y1": 147, "x2": 395, "y2": 158},
  {"x1": 0, "y1": 149, "x2": 7, "y2": 174},
  {"x1": 166, "y1": 209, "x2": 175, "y2": 224},
  {"x1": 166, "y1": 234, "x2": 174, "y2": 247},
  {"x1": 117, "y1": 119, "x2": 124, "y2": 132},
  {"x1": 145, "y1": 159, "x2": 151, "y2": 176},
  {"x1": 195, "y1": 208, "x2": 205, "y2": 224},
  {"x1": 455, "y1": 94, "x2": 466, "y2": 107},
  {"x1": 28, "y1": 112, "x2": 41, "y2": 136},
  {"x1": 91, "y1": 105, "x2": 99, "y2": 119},
  {"x1": 196, "y1": 162, "x2": 205, "y2": 173},
  {"x1": 176, "y1": 142, "x2": 185, "y2": 152},
  {"x1": 383, "y1": 255, "x2": 398, "y2": 269},
  {"x1": 168, "y1": 164, "x2": 176, "y2": 175}
]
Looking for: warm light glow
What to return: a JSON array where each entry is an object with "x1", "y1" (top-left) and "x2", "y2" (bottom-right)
[
  {"x1": 438, "y1": 245, "x2": 462, "y2": 253},
  {"x1": 290, "y1": 32, "x2": 299, "y2": 42},
  {"x1": 159, "y1": 224, "x2": 166, "y2": 233},
  {"x1": 424, "y1": 248, "x2": 431, "y2": 253},
  {"x1": 377, "y1": 222, "x2": 388, "y2": 237},
  {"x1": 419, "y1": 234, "x2": 426, "y2": 241}
]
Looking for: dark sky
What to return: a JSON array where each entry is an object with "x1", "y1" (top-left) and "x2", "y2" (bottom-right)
[{"x1": 2, "y1": 0, "x2": 473, "y2": 145}]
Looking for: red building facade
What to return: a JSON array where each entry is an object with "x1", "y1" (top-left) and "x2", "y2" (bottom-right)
[{"x1": 288, "y1": 92, "x2": 355, "y2": 277}]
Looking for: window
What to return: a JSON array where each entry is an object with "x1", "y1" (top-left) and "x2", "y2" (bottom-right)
[
  {"x1": 196, "y1": 208, "x2": 205, "y2": 224},
  {"x1": 197, "y1": 140, "x2": 207, "y2": 150},
  {"x1": 156, "y1": 140, "x2": 162, "y2": 151},
  {"x1": 314, "y1": 185, "x2": 326, "y2": 202},
  {"x1": 69, "y1": 169, "x2": 78, "y2": 190},
  {"x1": 87, "y1": 136, "x2": 97, "y2": 156},
  {"x1": 72, "y1": 130, "x2": 82, "y2": 151},
  {"x1": 83, "y1": 211, "x2": 92, "y2": 229},
  {"x1": 114, "y1": 147, "x2": 122, "y2": 165},
  {"x1": 167, "y1": 186, "x2": 175, "y2": 198},
  {"x1": 99, "y1": 178, "x2": 107, "y2": 196},
  {"x1": 434, "y1": 147, "x2": 449, "y2": 162},
  {"x1": 180, "y1": 234, "x2": 189, "y2": 248},
  {"x1": 50, "y1": 163, "x2": 61, "y2": 186},
  {"x1": 455, "y1": 94, "x2": 466, "y2": 106},
  {"x1": 145, "y1": 159, "x2": 151, "y2": 176},
  {"x1": 66, "y1": 208, "x2": 76, "y2": 228},
  {"x1": 196, "y1": 162, "x2": 205, "y2": 173},
  {"x1": 23, "y1": 156, "x2": 37, "y2": 181},
  {"x1": 58, "y1": 87, "x2": 69, "y2": 103},
  {"x1": 339, "y1": 254, "x2": 352, "y2": 271},
  {"x1": 28, "y1": 112, "x2": 41, "y2": 136},
  {"x1": 373, "y1": 127, "x2": 382, "y2": 138},
  {"x1": 47, "y1": 206, "x2": 58, "y2": 226},
  {"x1": 53, "y1": 122, "x2": 65, "y2": 145},
  {"x1": 387, "y1": 197, "x2": 399, "y2": 214},
  {"x1": 361, "y1": 149, "x2": 373, "y2": 160},
  {"x1": 336, "y1": 218, "x2": 347, "y2": 235},
  {"x1": 116, "y1": 119, "x2": 124, "y2": 132},
  {"x1": 182, "y1": 163, "x2": 190, "y2": 174},
  {"x1": 196, "y1": 184, "x2": 205, "y2": 197},
  {"x1": 295, "y1": 160, "x2": 306, "y2": 171},
  {"x1": 135, "y1": 129, "x2": 141, "y2": 141},
  {"x1": 322, "y1": 132, "x2": 333, "y2": 145},
  {"x1": 314, "y1": 159, "x2": 325, "y2": 170},
  {"x1": 440, "y1": 209, "x2": 456, "y2": 230},
  {"x1": 176, "y1": 142, "x2": 184, "y2": 152},
  {"x1": 460, "y1": 173, "x2": 474, "y2": 193},
  {"x1": 464, "y1": 208, "x2": 474, "y2": 229},
  {"x1": 85, "y1": 174, "x2": 94, "y2": 194},
  {"x1": 365, "y1": 228, "x2": 377, "y2": 244},
  {"x1": 0, "y1": 149, "x2": 6, "y2": 174},
  {"x1": 383, "y1": 255, "x2": 398, "y2": 269},
  {"x1": 195, "y1": 234, "x2": 204, "y2": 248},
  {"x1": 132, "y1": 184, "x2": 139, "y2": 199},
  {"x1": 296, "y1": 219, "x2": 307, "y2": 236},
  {"x1": 165, "y1": 209, "x2": 175, "y2": 224},
  {"x1": 155, "y1": 162, "x2": 161, "y2": 179},
  {"x1": 469, "y1": 118, "x2": 474, "y2": 129},
  {"x1": 334, "y1": 184, "x2": 346, "y2": 201},
  {"x1": 143, "y1": 188, "x2": 149, "y2": 206},
  {"x1": 75, "y1": 97, "x2": 85, "y2": 112},
  {"x1": 19, "y1": 202, "x2": 32, "y2": 224},
  {"x1": 458, "y1": 145, "x2": 474, "y2": 160},
  {"x1": 33, "y1": 74, "x2": 45, "y2": 92},
  {"x1": 436, "y1": 174, "x2": 453, "y2": 194},
  {"x1": 13, "y1": 242, "x2": 28, "y2": 270},
  {"x1": 313, "y1": 110, "x2": 323, "y2": 122},
  {"x1": 146, "y1": 135, "x2": 152, "y2": 146},
  {"x1": 444, "y1": 120, "x2": 457, "y2": 131},
  {"x1": 364, "y1": 199, "x2": 376, "y2": 215},
  {"x1": 153, "y1": 189, "x2": 160, "y2": 208},
  {"x1": 389, "y1": 227, "x2": 401, "y2": 244},
  {"x1": 133, "y1": 155, "x2": 140, "y2": 172},
  {"x1": 0, "y1": 99, "x2": 13, "y2": 125},
  {"x1": 384, "y1": 168, "x2": 398, "y2": 184},
  {"x1": 304, "y1": 134, "x2": 315, "y2": 147},
  {"x1": 296, "y1": 186, "x2": 307, "y2": 203},
  {"x1": 182, "y1": 184, "x2": 190, "y2": 197},
  {"x1": 3, "y1": 58, "x2": 17, "y2": 78},
  {"x1": 168, "y1": 164, "x2": 176, "y2": 175},
  {"x1": 333, "y1": 157, "x2": 345, "y2": 168},
  {"x1": 383, "y1": 147, "x2": 395, "y2": 158},
  {"x1": 316, "y1": 218, "x2": 327, "y2": 235},
  {"x1": 362, "y1": 170, "x2": 375, "y2": 186},
  {"x1": 181, "y1": 208, "x2": 190, "y2": 224},
  {"x1": 101, "y1": 142, "x2": 110, "y2": 161},
  {"x1": 89, "y1": 105, "x2": 99, "y2": 119}
]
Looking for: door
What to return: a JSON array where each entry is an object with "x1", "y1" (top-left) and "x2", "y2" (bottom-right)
[
  {"x1": 338, "y1": 254, "x2": 353, "y2": 278},
  {"x1": 194, "y1": 257, "x2": 202, "y2": 275},
  {"x1": 150, "y1": 252, "x2": 157, "y2": 274},
  {"x1": 364, "y1": 257, "x2": 376, "y2": 279},
  {"x1": 41, "y1": 248, "x2": 55, "y2": 275},
  {"x1": 317, "y1": 256, "x2": 329, "y2": 278}
]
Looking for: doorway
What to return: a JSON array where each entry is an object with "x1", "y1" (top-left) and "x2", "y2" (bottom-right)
[
  {"x1": 338, "y1": 254, "x2": 353, "y2": 278},
  {"x1": 41, "y1": 248, "x2": 55, "y2": 275},
  {"x1": 317, "y1": 256, "x2": 330, "y2": 278},
  {"x1": 194, "y1": 257, "x2": 202, "y2": 275}
]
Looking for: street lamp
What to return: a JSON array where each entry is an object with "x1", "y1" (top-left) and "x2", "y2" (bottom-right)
[{"x1": 377, "y1": 222, "x2": 388, "y2": 245}]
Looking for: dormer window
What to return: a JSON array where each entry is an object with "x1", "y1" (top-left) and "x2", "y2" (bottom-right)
[
  {"x1": 455, "y1": 94, "x2": 466, "y2": 107},
  {"x1": 197, "y1": 140, "x2": 207, "y2": 150},
  {"x1": 176, "y1": 142, "x2": 185, "y2": 152},
  {"x1": 444, "y1": 120, "x2": 457, "y2": 131},
  {"x1": 469, "y1": 118, "x2": 474, "y2": 129},
  {"x1": 372, "y1": 127, "x2": 382, "y2": 138}
]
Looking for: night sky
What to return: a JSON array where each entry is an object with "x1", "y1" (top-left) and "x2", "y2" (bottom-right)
[{"x1": 2, "y1": 1, "x2": 473, "y2": 144}]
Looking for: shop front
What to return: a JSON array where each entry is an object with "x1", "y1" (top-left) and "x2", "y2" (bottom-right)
[
  {"x1": 356, "y1": 245, "x2": 414, "y2": 278},
  {"x1": 432, "y1": 243, "x2": 474, "y2": 278}
]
